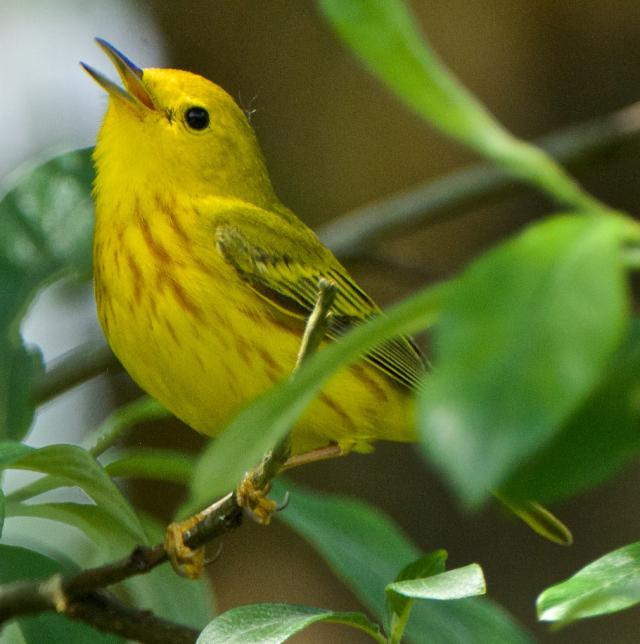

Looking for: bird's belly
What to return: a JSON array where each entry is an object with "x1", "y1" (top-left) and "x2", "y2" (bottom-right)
[
  {"x1": 97, "y1": 266, "x2": 289, "y2": 433},
  {"x1": 95, "y1": 245, "x2": 415, "y2": 454}
]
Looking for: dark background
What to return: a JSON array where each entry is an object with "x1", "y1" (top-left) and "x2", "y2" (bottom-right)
[{"x1": 34, "y1": 2, "x2": 640, "y2": 642}]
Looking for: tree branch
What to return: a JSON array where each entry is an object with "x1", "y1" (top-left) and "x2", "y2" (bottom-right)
[
  {"x1": 0, "y1": 575, "x2": 199, "y2": 643},
  {"x1": 64, "y1": 591, "x2": 199, "y2": 644},
  {"x1": 1, "y1": 280, "x2": 338, "y2": 642},
  {"x1": 34, "y1": 341, "x2": 122, "y2": 406},
  {"x1": 318, "y1": 101, "x2": 640, "y2": 257}
]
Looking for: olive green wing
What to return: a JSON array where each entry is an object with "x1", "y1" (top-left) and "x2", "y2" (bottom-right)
[{"x1": 214, "y1": 207, "x2": 425, "y2": 390}]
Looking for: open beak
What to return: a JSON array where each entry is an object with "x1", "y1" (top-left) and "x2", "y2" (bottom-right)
[{"x1": 81, "y1": 38, "x2": 156, "y2": 111}]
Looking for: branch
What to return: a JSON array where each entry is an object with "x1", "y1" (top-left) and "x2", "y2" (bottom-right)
[
  {"x1": 318, "y1": 101, "x2": 640, "y2": 257},
  {"x1": 0, "y1": 576, "x2": 198, "y2": 644},
  {"x1": 1, "y1": 280, "x2": 338, "y2": 642},
  {"x1": 64, "y1": 592, "x2": 199, "y2": 644},
  {"x1": 34, "y1": 341, "x2": 122, "y2": 406}
]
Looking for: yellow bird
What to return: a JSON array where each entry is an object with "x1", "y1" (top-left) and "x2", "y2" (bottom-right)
[
  {"x1": 84, "y1": 39, "x2": 421, "y2": 459},
  {"x1": 83, "y1": 40, "x2": 570, "y2": 551}
]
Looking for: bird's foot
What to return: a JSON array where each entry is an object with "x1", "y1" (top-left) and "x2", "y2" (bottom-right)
[
  {"x1": 164, "y1": 514, "x2": 205, "y2": 579},
  {"x1": 164, "y1": 492, "x2": 240, "y2": 579},
  {"x1": 236, "y1": 476, "x2": 278, "y2": 525}
]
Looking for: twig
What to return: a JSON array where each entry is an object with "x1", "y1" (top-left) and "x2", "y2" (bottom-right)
[
  {"x1": 0, "y1": 577, "x2": 198, "y2": 643},
  {"x1": 34, "y1": 341, "x2": 121, "y2": 406},
  {"x1": 0, "y1": 279, "x2": 338, "y2": 641},
  {"x1": 65, "y1": 591, "x2": 199, "y2": 644},
  {"x1": 294, "y1": 279, "x2": 338, "y2": 368},
  {"x1": 318, "y1": 101, "x2": 640, "y2": 257},
  {"x1": 251, "y1": 278, "x2": 338, "y2": 488}
]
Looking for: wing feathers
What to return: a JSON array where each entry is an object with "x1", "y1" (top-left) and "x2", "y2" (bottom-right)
[{"x1": 215, "y1": 208, "x2": 425, "y2": 390}]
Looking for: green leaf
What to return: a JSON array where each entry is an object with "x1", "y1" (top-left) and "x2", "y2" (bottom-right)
[
  {"x1": 386, "y1": 561, "x2": 486, "y2": 644},
  {"x1": 0, "y1": 441, "x2": 33, "y2": 466},
  {"x1": 4, "y1": 501, "x2": 135, "y2": 565},
  {"x1": 273, "y1": 478, "x2": 415, "y2": 617},
  {"x1": 385, "y1": 550, "x2": 448, "y2": 643},
  {"x1": 506, "y1": 320, "x2": 640, "y2": 502},
  {"x1": 0, "y1": 487, "x2": 5, "y2": 537},
  {"x1": 4, "y1": 500, "x2": 139, "y2": 552},
  {"x1": 0, "y1": 544, "x2": 120, "y2": 644},
  {"x1": 494, "y1": 497, "x2": 573, "y2": 546},
  {"x1": 395, "y1": 550, "x2": 448, "y2": 582},
  {"x1": 0, "y1": 443, "x2": 146, "y2": 542},
  {"x1": 185, "y1": 282, "x2": 444, "y2": 511},
  {"x1": 387, "y1": 551, "x2": 447, "y2": 616},
  {"x1": 317, "y1": 0, "x2": 604, "y2": 213},
  {"x1": 387, "y1": 564, "x2": 486, "y2": 601},
  {"x1": 197, "y1": 604, "x2": 383, "y2": 644},
  {"x1": 274, "y1": 479, "x2": 533, "y2": 644},
  {"x1": 0, "y1": 148, "x2": 94, "y2": 280},
  {"x1": 538, "y1": 542, "x2": 640, "y2": 624},
  {"x1": 0, "y1": 260, "x2": 43, "y2": 442},
  {"x1": 4, "y1": 474, "x2": 69, "y2": 505},
  {"x1": 418, "y1": 214, "x2": 630, "y2": 506},
  {"x1": 0, "y1": 342, "x2": 44, "y2": 441},
  {"x1": 0, "y1": 260, "x2": 42, "y2": 336},
  {"x1": 0, "y1": 149, "x2": 94, "y2": 441},
  {"x1": 105, "y1": 448, "x2": 194, "y2": 484},
  {"x1": 124, "y1": 560, "x2": 216, "y2": 631}
]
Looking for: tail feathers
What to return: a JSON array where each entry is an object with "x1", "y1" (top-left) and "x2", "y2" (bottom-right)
[{"x1": 495, "y1": 492, "x2": 573, "y2": 546}]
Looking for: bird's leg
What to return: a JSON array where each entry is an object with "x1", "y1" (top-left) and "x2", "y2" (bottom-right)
[
  {"x1": 236, "y1": 442, "x2": 345, "y2": 523},
  {"x1": 164, "y1": 470, "x2": 281, "y2": 578},
  {"x1": 282, "y1": 442, "x2": 344, "y2": 470},
  {"x1": 235, "y1": 432, "x2": 292, "y2": 525}
]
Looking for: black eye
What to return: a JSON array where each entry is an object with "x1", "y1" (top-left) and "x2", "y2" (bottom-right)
[{"x1": 185, "y1": 107, "x2": 209, "y2": 130}]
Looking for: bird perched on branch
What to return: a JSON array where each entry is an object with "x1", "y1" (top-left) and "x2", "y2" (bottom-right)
[
  {"x1": 83, "y1": 39, "x2": 570, "y2": 575},
  {"x1": 85, "y1": 39, "x2": 421, "y2": 461}
]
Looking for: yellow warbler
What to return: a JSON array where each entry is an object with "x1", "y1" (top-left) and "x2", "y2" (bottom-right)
[
  {"x1": 83, "y1": 40, "x2": 570, "y2": 546},
  {"x1": 84, "y1": 39, "x2": 421, "y2": 457}
]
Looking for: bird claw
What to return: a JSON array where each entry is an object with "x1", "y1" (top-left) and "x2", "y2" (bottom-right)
[
  {"x1": 165, "y1": 475, "x2": 287, "y2": 575},
  {"x1": 236, "y1": 475, "x2": 278, "y2": 524},
  {"x1": 204, "y1": 542, "x2": 224, "y2": 567},
  {"x1": 276, "y1": 491, "x2": 290, "y2": 512},
  {"x1": 164, "y1": 517, "x2": 205, "y2": 579}
]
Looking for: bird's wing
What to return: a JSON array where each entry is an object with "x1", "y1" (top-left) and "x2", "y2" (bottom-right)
[{"x1": 213, "y1": 205, "x2": 425, "y2": 390}]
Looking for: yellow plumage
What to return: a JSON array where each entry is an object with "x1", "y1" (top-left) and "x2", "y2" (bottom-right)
[{"x1": 87, "y1": 42, "x2": 422, "y2": 456}]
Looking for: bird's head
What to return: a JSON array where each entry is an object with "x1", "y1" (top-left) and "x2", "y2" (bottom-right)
[{"x1": 82, "y1": 39, "x2": 275, "y2": 207}]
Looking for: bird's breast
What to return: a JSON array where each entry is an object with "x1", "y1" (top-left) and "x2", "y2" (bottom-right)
[{"x1": 93, "y1": 193, "x2": 295, "y2": 433}]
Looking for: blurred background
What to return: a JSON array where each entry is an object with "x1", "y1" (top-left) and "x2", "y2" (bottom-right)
[{"x1": 3, "y1": 1, "x2": 640, "y2": 642}]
